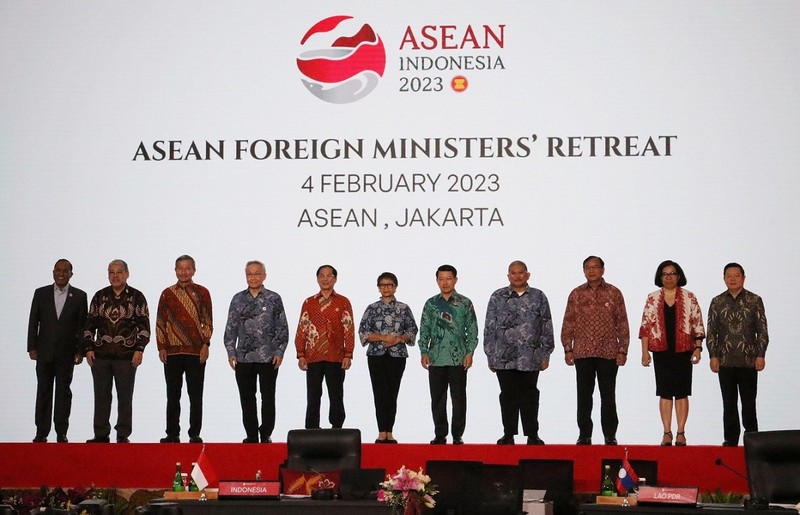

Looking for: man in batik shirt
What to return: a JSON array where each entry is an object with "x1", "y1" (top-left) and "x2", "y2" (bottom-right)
[
  {"x1": 224, "y1": 260, "x2": 288, "y2": 443},
  {"x1": 419, "y1": 264, "x2": 478, "y2": 445},
  {"x1": 706, "y1": 262, "x2": 769, "y2": 447},
  {"x1": 156, "y1": 254, "x2": 213, "y2": 444},
  {"x1": 295, "y1": 264, "x2": 354, "y2": 429},
  {"x1": 84, "y1": 259, "x2": 150, "y2": 443},
  {"x1": 485, "y1": 260, "x2": 553, "y2": 445},
  {"x1": 561, "y1": 256, "x2": 629, "y2": 446}
]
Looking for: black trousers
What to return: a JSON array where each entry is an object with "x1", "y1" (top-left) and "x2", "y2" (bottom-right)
[
  {"x1": 428, "y1": 365, "x2": 467, "y2": 439},
  {"x1": 305, "y1": 361, "x2": 346, "y2": 429},
  {"x1": 367, "y1": 354, "x2": 406, "y2": 432},
  {"x1": 235, "y1": 362, "x2": 279, "y2": 441},
  {"x1": 718, "y1": 366, "x2": 758, "y2": 444},
  {"x1": 496, "y1": 369, "x2": 540, "y2": 437},
  {"x1": 164, "y1": 354, "x2": 206, "y2": 439},
  {"x1": 34, "y1": 355, "x2": 75, "y2": 438},
  {"x1": 575, "y1": 357, "x2": 619, "y2": 439},
  {"x1": 91, "y1": 357, "x2": 137, "y2": 440}
]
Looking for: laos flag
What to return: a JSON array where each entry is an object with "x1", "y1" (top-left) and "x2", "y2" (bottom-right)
[{"x1": 616, "y1": 459, "x2": 639, "y2": 495}]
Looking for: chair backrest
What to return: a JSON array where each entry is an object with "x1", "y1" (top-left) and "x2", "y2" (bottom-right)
[
  {"x1": 425, "y1": 460, "x2": 483, "y2": 515},
  {"x1": 286, "y1": 428, "x2": 361, "y2": 471},
  {"x1": 339, "y1": 467, "x2": 386, "y2": 500},
  {"x1": 600, "y1": 459, "x2": 658, "y2": 487},
  {"x1": 518, "y1": 459, "x2": 574, "y2": 515},
  {"x1": 744, "y1": 429, "x2": 800, "y2": 503},
  {"x1": 479, "y1": 464, "x2": 520, "y2": 515}
]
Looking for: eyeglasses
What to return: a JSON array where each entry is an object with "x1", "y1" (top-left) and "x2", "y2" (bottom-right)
[
  {"x1": 661, "y1": 272, "x2": 678, "y2": 277},
  {"x1": 378, "y1": 283, "x2": 396, "y2": 288}
]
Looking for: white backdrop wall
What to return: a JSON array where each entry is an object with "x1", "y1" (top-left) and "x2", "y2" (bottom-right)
[{"x1": 1, "y1": 1, "x2": 798, "y2": 445}]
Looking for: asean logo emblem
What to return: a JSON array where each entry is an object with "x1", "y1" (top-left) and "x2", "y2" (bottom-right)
[{"x1": 297, "y1": 16, "x2": 386, "y2": 104}]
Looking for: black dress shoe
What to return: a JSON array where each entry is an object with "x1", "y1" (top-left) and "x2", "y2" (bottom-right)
[
  {"x1": 384, "y1": 438, "x2": 398, "y2": 444},
  {"x1": 261, "y1": 436, "x2": 272, "y2": 443},
  {"x1": 86, "y1": 436, "x2": 110, "y2": 443},
  {"x1": 57, "y1": 434, "x2": 68, "y2": 443},
  {"x1": 429, "y1": 437, "x2": 447, "y2": 445},
  {"x1": 576, "y1": 437, "x2": 592, "y2": 445},
  {"x1": 452, "y1": 437, "x2": 464, "y2": 445},
  {"x1": 32, "y1": 436, "x2": 47, "y2": 443},
  {"x1": 722, "y1": 441, "x2": 737, "y2": 447},
  {"x1": 242, "y1": 437, "x2": 259, "y2": 443},
  {"x1": 160, "y1": 436, "x2": 180, "y2": 443},
  {"x1": 116, "y1": 437, "x2": 130, "y2": 443},
  {"x1": 526, "y1": 435, "x2": 545, "y2": 445},
  {"x1": 189, "y1": 437, "x2": 203, "y2": 444},
  {"x1": 604, "y1": 437, "x2": 618, "y2": 446},
  {"x1": 497, "y1": 435, "x2": 515, "y2": 445}
]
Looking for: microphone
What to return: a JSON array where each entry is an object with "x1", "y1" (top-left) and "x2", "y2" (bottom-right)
[
  {"x1": 309, "y1": 467, "x2": 335, "y2": 500},
  {"x1": 715, "y1": 458, "x2": 748, "y2": 481}
]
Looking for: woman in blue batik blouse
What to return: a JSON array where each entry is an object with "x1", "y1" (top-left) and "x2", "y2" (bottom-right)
[{"x1": 358, "y1": 272, "x2": 418, "y2": 444}]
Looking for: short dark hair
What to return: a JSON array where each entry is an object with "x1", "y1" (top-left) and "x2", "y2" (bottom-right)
[
  {"x1": 377, "y1": 272, "x2": 398, "y2": 286},
  {"x1": 54, "y1": 258, "x2": 73, "y2": 272},
  {"x1": 508, "y1": 260, "x2": 528, "y2": 272},
  {"x1": 583, "y1": 255, "x2": 604, "y2": 268},
  {"x1": 317, "y1": 264, "x2": 338, "y2": 278},
  {"x1": 436, "y1": 264, "x2": 457, "y2": 278},
  {"x1": 724, "y1": 262, "x2": 745, "y2": 276},
  {"x1": 654, "y1": 260, "x2": 687, "y2": 287},
  {"x1": 175, "y1": 254, "x2": 195, "y2": 269}
]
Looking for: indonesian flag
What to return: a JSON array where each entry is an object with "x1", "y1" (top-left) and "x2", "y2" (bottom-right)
[
  {"x1": 615, "y1": 458, "x2": 639, "y2": 495},
  {"x1": 191, "y1": 447, "x2": 218, "y2": 490}
]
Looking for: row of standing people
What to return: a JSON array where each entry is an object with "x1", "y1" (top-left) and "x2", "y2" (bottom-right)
[{"x1": 27, "y1": 256, "x2": 767, "y2": 446}]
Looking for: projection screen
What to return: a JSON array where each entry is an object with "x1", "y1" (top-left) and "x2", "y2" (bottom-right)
[{"x1": 1, "y1": 1, "x2": 798, "y2": 445}]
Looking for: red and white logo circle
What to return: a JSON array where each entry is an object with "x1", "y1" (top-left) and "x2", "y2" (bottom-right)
[{"x1": 297, "y1": 16, "x2": 386, "y2": 104}]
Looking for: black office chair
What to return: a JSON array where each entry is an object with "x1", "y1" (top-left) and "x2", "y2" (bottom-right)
[
  {"x1": 744, "y1": 429, "x2": 800, "y2": 504},
  {"x1": 77, "y1": 499, "x2": 114, "y2": 515},
  {"x1": 149, "y1": 504, "x2": 182, "y2": 515},
  {"x1": 339, "y1": 467, "x2": 386, "y2": 500},
  {"x1": 479, "y1": 464, "x2": 521, "y2": 515},
  {"x1": 425, "y1": 460, "x2": 483, "y2": 515},
  {"x1": 600, "y1": 459, "x2": 658, "y2": 487},
  {"x1": 286, "y1": 428, "x2": 362, "y2": 471},
  {"x1": 518, "y1": 459, "x2": 575, "y2": 515}
]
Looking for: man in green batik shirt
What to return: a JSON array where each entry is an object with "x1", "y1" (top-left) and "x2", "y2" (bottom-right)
[{"x1": 418, "y1": 264, "x2": 479, "y2": 445}]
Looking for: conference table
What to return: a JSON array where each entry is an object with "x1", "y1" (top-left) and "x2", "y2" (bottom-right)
[
  {"x1": 578, "y1": 503, "x2": 779, "y2": 514},
  {"x1": 149, "y1": 498, "x2": 391, "y2": 514}
]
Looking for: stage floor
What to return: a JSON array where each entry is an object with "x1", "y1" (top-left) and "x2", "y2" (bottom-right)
[{"x1": 0, "y1": 442, "x2": 747, "y2": 494}]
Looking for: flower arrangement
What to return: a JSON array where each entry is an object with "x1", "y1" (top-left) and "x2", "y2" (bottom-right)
[{"x1": 378, "y1": 466, "x2": 437, "y2": 515}]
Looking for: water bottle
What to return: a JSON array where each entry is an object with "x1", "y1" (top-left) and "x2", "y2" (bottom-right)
[
  {"x1": 172, "y1": 462, "x2": 185, "y2": 492},
  {"x1": 189, "y1": 463, "x2": 199, "y2": 491},
  {"x1": 601, "y1": 465, "x2": 615, "y2": 496}
]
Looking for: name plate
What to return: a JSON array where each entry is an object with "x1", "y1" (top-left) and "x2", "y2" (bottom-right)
[
  {"x1": 637, "y1": 486, "x2": 698, "y2": 506},
  {"x1": 218, "y1": 480, "x2": 281, "y2": 499}
]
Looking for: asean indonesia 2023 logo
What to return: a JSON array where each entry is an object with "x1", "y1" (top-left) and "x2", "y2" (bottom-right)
[{"x1": 297, "y1": 15, "x2": 386, "y2": 104}]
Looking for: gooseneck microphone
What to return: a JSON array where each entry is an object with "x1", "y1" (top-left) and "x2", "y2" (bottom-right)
[{"x1": 714, "y1": 458, "x2": 748, "y2": 481}]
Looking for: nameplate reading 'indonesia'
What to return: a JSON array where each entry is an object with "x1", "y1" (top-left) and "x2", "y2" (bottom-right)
[{"x1": 218, "y1": 480, "x2": 281, "y2": 499}]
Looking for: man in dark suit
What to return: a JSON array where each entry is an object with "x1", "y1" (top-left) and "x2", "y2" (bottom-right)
[{"x1": 27, "y1": 258, "x2": 88, "y2": 443}]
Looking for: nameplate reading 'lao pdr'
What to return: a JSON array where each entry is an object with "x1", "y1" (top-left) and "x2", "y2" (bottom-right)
[
  {"x1": 218, "y1": 480, "x2": 280, "y2": 499},
  {"x1": 637, "y1": 485, "x2": 699, "y2": 506}
]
